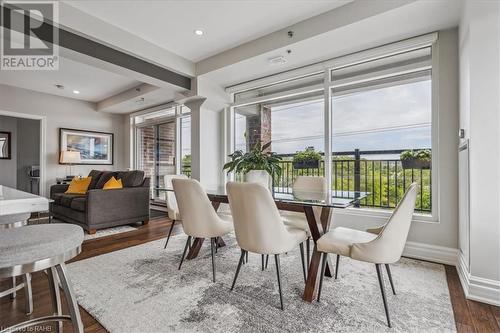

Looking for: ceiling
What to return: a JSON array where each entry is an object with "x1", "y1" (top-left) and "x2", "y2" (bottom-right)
[
  {"x1": 0, "y1": 56, "x2": 140, "y2": 103},
  {"x1": 63, "y1": 0, "x2": 351, "y2": 62},
  {"x1": 204, "y1": 0, "x2": 461, "y2": 87}
]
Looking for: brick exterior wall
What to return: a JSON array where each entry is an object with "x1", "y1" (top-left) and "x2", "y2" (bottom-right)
[
  {"x1": 246, "y1": 106, "x2": 272, "y2": 152},
  {"x1": 138, "y1": 122, "x2": 175, "y2": 194}
]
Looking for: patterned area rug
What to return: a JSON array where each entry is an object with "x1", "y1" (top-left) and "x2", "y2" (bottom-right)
[{"x1": 67, "y1": 234, "x2": 456, "y2": 333}]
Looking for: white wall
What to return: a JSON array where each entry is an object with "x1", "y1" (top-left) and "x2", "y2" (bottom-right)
[
  {"x1": 0, "y1": 84, "x2": 127, "y2": 196},
  {"x1": 0, "y1": 116, "x2": 18, "y2": 188},
  {"x1": 458, "y1": 0, "x2": 500, "y2": 306},
  {"x1": 189, "y1": 76, "x2": 230, "y2": 189}
]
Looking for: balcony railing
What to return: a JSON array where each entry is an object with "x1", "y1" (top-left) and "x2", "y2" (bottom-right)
[{"x1": 181, "y1": 148, "x2": 432, "y2": 213}]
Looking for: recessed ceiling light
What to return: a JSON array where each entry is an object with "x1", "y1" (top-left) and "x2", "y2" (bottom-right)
[
  {"x1": 72, "y1": 90, "x2": 80, "y2": 94},
  {"x1": 194, "y1": 29, "x2": 204, "y2": 36},
  {"x1": 55, "y1": 84, "x2": 64, "y2": 89}
]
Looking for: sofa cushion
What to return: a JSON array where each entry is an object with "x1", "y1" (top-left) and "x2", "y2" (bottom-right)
[
  {"x1": 115, "y1": 170, "x2": 145, "y2": 187},
  {"x1": 51, "y1": 192, "x2": 65, "y2": 205},
  {"x1": 60, "y1": 194, "x2": 85, "y2": 208},
  {"x1": 95, "y1": 171, "x2": 116, "y2": 189},
  {"x1": 87, "y1": 170, "x2": 103, "y2": 189},
  {"x1": 70, "y1": 197, "x2": 87, "y2": 212}
]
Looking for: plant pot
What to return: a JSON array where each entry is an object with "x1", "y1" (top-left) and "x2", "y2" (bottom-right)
[
  {"x1": 244, "y1": 170, "x2": 271, "y2": 189},
  {"x1": 401, "y1": 159, "x2": 431, "y2": 169},
  {"x1": 293, "y1": 160, "x2": 320, "y2": 169}
]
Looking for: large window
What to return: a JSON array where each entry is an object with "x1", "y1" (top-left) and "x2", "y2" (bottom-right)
[{"x1": 230, "y1": 38, "x2": 435, "y2": 216}]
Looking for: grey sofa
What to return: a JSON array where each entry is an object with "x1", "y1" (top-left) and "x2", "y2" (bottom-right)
[{"x1": 50, "y1": 170, "x2": 150, "y2": 234}]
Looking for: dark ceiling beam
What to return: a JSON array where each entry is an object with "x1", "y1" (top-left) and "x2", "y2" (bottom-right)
[{"x1": 0, "y1": 4, "x2": 191, "y2": 90}]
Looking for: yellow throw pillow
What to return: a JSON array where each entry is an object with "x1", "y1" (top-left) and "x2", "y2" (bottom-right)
[
  {"x1": 65, "y1": 177, "x2": 92, "y2": 194},
  {"x1": 103, "y1": 176, "x2": 123, "y2": 190}
]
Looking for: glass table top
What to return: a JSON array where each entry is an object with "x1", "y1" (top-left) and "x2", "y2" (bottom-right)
[{"x1": 156, "y1": 185, "x2": 368, "y2": 209}]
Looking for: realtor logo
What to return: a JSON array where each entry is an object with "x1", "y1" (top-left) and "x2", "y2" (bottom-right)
[{"x1": 1, "y1": 0, "x2": 59, "y2": 70}]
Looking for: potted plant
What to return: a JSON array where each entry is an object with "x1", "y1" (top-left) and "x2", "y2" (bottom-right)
[
  {"x1": 293, "y1": 147, "x2": 322, "y2": 169},
  {"x1": 400, "y1": 149, "x2": 431, "y2": 169},
  {"x1": 223, "y1": 145, "x2": 282, "y2": 188}
]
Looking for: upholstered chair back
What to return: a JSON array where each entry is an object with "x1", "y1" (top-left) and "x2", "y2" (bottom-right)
[
  {"x1": 172, "y1": 178, "x2": 223, "y2": 238},
  {"x1": 164, "y1": 174, "x2": 188, "y2": 220},
  {"x1": 227, "y1": 181, "x2": 299, "y2": 254},
  {"x1": 293, "y1": 176, "x2": 327, "y2": 223},
  {"x1": 351, "y1": 183, "x2": 418, "y2": 264}
]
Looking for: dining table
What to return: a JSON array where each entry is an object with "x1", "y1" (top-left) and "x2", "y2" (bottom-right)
[{"x1": 156, "y1": 185, "x2": 367, "y2": 303}]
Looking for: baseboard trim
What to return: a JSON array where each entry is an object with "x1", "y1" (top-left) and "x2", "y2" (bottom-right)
[
  {"x1": 457, "y1": 252, "x2": 500, "y2": 306},
  {"x1": 403, "y1": 241, "x2": 458, "y2": 266}
]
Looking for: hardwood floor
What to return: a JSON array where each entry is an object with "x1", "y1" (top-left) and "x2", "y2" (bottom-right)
[{"x1": 1, "y1": 217, "x2": 499, "y2": 332}]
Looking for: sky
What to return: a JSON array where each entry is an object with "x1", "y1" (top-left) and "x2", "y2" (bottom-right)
[{"x1": 235, "y1": 79, "x2": 432, "y2": 158}]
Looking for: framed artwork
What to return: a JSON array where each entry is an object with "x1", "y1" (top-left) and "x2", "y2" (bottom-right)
[
  {"x1": 59, "y1": 128, "x2": 113, "y2": 165},
  {"x1": 0, "y1": 131, "x2": 11, "y2": 159}
]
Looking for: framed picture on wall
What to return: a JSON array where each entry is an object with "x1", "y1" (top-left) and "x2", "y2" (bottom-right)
[
  {"x1": 59, "y1": 128, "x2": 113, "y2": 165},
  {"x1": 0, "y1": 131, "x2": 11, "y2": 159}
]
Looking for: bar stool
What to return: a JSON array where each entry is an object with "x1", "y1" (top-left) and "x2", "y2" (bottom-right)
[
  {"x1": 0, "y1": 224, "x2": 84, "y2": 333},
  {"x1": 0, "y1": 213, "x2": 33, "y2": 315}
]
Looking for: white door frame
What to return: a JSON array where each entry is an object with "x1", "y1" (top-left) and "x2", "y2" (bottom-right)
[{"x1": 0, "y1": 110, "x2": 47, "y2": 197}]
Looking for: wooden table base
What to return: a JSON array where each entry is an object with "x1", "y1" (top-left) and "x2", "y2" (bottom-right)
[{"x1": 302, "y1": 206, "x2": 333, "y2": 302}]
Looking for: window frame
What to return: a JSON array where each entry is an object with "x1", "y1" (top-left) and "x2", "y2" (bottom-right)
[
  {"x1": 226, "y1": 33, "x2": 439, "y2": 222},
  {"x1": 130, "y1": 104, "x2": 192, "y2": 201}
]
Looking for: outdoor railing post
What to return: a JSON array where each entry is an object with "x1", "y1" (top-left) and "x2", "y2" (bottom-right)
[{"x1": 354, "y1": 149, "x2": 361, "y2": 207}]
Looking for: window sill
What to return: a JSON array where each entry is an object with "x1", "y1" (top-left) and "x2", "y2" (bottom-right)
[{"x1": 333, "y1": 206, "x2": 438, "y2": 223}]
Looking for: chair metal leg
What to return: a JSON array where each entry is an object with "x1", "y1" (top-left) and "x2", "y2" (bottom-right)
[
  {"x1": 178, "y1": 236, "x2": 192, "y2": 270},
  {"x1": 317, "y1": 253, "x2": 328, "y2": 302},
  {"x1": 231, "y1": 250, "x2": 246, "y2": 291},
  {"x1": 306, "y1": 237, "x2": 310, "y2": 269},
  {"x1": 47, "y1": 267, "x2": 62, "y2": 333},
  {"x1": 245, "y1": 251, "x2": 248, "y2": 263},
  {"x1": 10, "y1": 277, "x2": 16, "y2": 299},
  {"x1": 274, "y1": 254, "x2": 284, "y2": 310},
  {"x1": 164, "y1": 220, "x2": 176, "y2": 249},
  {"x1": 22, "y1": 274, "x2": 33, "y2": 315},
  {"x1": 335, "y1": 254, "x2": 340, "y2": 279},
  {"x1": 375, "y1": 263, "x2": 392, "y2": 328},
  {"x1": 210, "y1": 238, "x2": 216, "y2": 282},
  {"x1": 299, "y1": 242, "x2": 307, "y2": 283},
  {"x1": 385, "y1": 264, "x2": 396, "y2": 295},
  {"x1": 261, "y1": 254, "x2": 265, "y2": 271},
  {"x1": 265, "y1": 255, "x2": 269, "y2": 269},
  {"x1": 55, "y1": 263, "x2": 84, "y2": 333}
]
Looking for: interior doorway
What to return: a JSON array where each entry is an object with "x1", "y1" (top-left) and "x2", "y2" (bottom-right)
[{"x1": 0, "y1": 114, "x2": 42, "y2": 195}]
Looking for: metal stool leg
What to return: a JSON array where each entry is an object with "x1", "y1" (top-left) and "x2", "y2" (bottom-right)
[
  {"x1": 55, "y1": 263, "x2": 83, "y2": 333},
  {"x1": 47, "y1": 267, "x2": 62, "y2": 333},
  {"x1": 22, "y1": 274, "x2": 33, "y2": 315}
]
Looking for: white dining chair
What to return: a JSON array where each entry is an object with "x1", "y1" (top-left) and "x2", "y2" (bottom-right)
[
  {"x1": 163, "y1": 174, "x2": 188, "y2": 249},
  {"x1": 226, "y1": 181, "x2": 308, "y2": 310},
  {"x1": 281, "y1": 176, "x2": 327, "y2": 268},
  {"x1": 172, "y1": 178, "x2": 232, "y2": 282},
  {"x1": 316, "y1": 183, "x2": 418, "y2": 327}
]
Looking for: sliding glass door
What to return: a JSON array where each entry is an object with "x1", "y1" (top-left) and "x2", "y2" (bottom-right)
[
  {"x1": 137, "y1": 120, "x2": 176, "y2": 201},
  {"x1": 134, "y1": 106, "x2": 191, "y2": 203}
]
